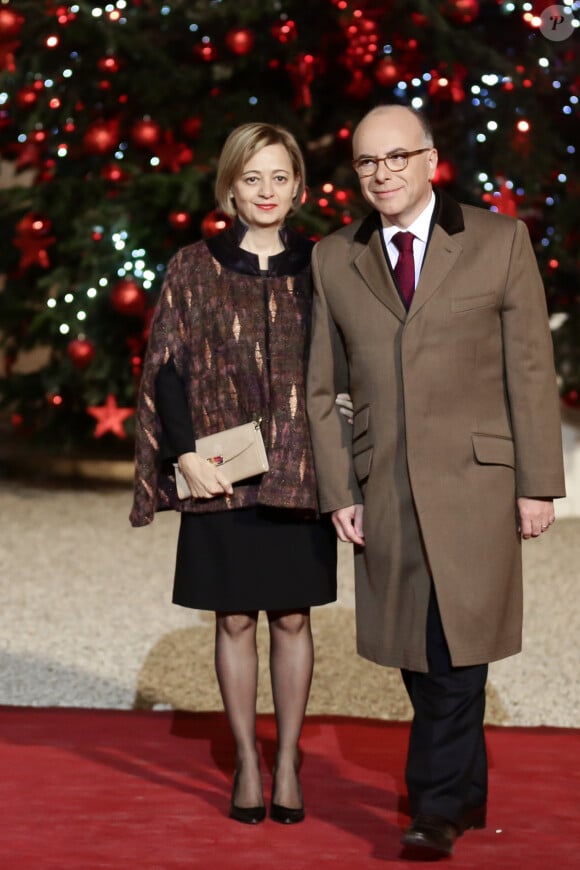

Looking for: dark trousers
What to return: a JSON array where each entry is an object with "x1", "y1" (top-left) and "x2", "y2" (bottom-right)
[{"x1": 401, "y1": 588, "x2": 488, "y2": 824}]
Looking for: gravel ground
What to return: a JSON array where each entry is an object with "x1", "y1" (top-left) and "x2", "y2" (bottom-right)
[{"x1": 1, "y1": 478, "x2": 578, "y2": 726}]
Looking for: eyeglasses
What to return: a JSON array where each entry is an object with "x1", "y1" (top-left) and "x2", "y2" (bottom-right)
[{"x1": 352, "y1": 148, "x2": 431, "y2": 177}]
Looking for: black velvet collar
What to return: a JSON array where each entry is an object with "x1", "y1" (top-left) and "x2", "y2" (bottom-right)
[
  {"x1": 206, "y1": 218, "x2": 314, "y2": 277},
  {"x1": 353, "y1": 187, "x2": 465, "y2": 246}
]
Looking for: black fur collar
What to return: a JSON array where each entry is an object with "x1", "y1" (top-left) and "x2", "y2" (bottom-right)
[{"x1": 206, "y1": 218, "x2": 313, "y2": 277}]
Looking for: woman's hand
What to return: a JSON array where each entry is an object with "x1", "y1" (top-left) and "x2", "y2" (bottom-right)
[
  {"x1": 177, "y1": 451, "x2": 234, "y2": 499},
  {"x1": 335, "y1": 392, "x2": 354, "y2": 424}
]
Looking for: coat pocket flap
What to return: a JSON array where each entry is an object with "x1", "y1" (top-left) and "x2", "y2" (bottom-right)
[
  {"x1": 353, "y1": 445, "x2": 373, "y2": 482},
  {"x1": 352, "y1": 404, "x2": 370, "y2": 441},
  {"x1": 472, "y1": 433, "x2": 515, "y2": 468},
  {"x1": 451, "y1": 292, "x2": 495, "y2": 313}
]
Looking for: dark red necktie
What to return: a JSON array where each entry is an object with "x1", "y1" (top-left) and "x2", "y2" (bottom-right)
[{"x1": 392, "y1": 231, "x2": 416, "y2": 308}]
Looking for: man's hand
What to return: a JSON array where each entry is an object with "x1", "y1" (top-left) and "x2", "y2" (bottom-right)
[
  {"x1": 332, "y1": 504, "x2": 365, "y2": 546},
  {"x1": 517, "y1": 496, "x2": 555, "y2": 539},
  {"x1": 177, "y1": 451, "x2": 234, "y2": 499}
]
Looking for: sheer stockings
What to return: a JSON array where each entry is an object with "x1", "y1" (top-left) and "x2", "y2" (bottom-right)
[
  {"x1": 214, "y1": 608, "x2": 313, "y2": 810},
  {"x1": 268, "y1": 609, "x2": 312, "y2": 808}
]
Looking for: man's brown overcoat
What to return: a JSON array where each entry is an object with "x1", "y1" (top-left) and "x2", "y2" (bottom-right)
[{"x1": 307, "y1": 190, "x2": 565, "y2": 671}]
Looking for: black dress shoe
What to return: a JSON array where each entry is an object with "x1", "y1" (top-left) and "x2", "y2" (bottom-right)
[
  {"x1": 270, "y1": 801, "x2": 305, "y2": 824},
  {"x1": 459, "y1": 804, "x2": 487, "y2": 832},
  {"x1": 401, "y1": 814, "x2": 459, "y2": 859},
  {"x1": 229, "y1": 771, "x2": 266, "y2": 825}
]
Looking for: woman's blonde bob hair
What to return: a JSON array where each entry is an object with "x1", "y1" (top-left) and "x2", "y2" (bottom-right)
[{"x1": 215, "y1": 122, "x2": 306, "y2": 218}]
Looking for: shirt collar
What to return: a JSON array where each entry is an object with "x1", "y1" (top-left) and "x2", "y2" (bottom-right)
[{"x1": 382, "y1": 190, "x2": 436, "y2": 245}]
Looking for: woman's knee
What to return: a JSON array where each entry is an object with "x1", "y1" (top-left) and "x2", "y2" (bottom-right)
[
  {"x1": 268, "y1": 609, "x2": 310, "y2": 635},
  {"x1": 216, "y1": 611, "x2": 258, "y2": 639}
]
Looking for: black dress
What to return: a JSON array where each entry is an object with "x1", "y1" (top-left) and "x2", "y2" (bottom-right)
[{"x1": 155, "y1": 226, "x2": 337, "y2": 613}]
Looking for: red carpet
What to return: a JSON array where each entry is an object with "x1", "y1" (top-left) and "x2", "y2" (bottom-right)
[{"x1": 0, "y1": 708, "x2": 578, "y2": 869}]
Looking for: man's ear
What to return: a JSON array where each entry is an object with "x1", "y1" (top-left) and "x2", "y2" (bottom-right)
[{"x1": 427, "y1": 148, "x2": 438, "y2": 182}]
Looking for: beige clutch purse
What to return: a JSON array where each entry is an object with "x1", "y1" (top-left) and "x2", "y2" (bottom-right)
[{"x1": 173, "y1": 420, "x2": 269, "y2": 499}]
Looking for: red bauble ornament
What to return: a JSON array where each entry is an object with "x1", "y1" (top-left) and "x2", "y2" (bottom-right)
[
  {"x1": 411, "y1": 12, "x2": 429, "y2": 27},
  {"x1": 84, "y1": 120, "x2": 119, "y2": 154},
  {"x1": 432, "y1": 160, "x2": 456, "y2": 186},
  {"x1": 131, "y1": 118, "x2": 161, "y2": 149},
  {"x1": 47, "y1": 392, "x2": 63, "y2": 408},
  {"x1": 110, "y1": 279, "x2": 146, "y2": 317},
  {"x1": 169, "y1": 211, "x2": 191, "y2": 229},
  {"x1": 97, "y1": 54, "x2": 120, "y2": 73},
  {"x1": 0, "y1": 8, "x2": 25, "y2": 40},
  {"x1": 16, "y1": 142, "x2": 44, "y2": 170},
  {"x1": 54, "y1": 6, "x2": 77, "y2": 24},
  {"x1": 428, "y1": 72, "x2": 451, "y2": 100},
  {"x1": 271, "y1": 19, "x2": 297, "y2": 43},
  {"x1": 357, "y1": 17, "x2": 376, "y2": 35},
  {"x1": 101, "y1": 162, "x2": 127, "y2": 183},
  {"x1": 36, "y1": 159, "x2": 56, "y2": 184},
  {"x1": 428, "y1": 66, "x2": 466, "y2": 103},
  {"x1": 375, "y1": 57, "x2": 399, "y2": 87},
  {"x1": 225, "y1": 27, "x2": 254, "y2": 55},
  {"x1": 562, "y1": 389, "x2": 580, "y2": 408},
  {"x1": 16, "y1": 86, "x2": 38, "y2": 108},
  {"x1": 182, "y1": 116, "x2": 202, "y2": 139},
  {"x1": 442, "y1": 0, "x2": 480, "y2": 24},
  {"x1": 193, "y1": 41, "x2": 218, "y2": 62},
  {"x1": 345, "y1": 69, "x2": 372, "y2": 100},
  {"x1": 201, "y1": 210, "x2": 232, "y2": 238},
  {"x1": 67, "y1": 338, "x2": 96, "y2": 369}
]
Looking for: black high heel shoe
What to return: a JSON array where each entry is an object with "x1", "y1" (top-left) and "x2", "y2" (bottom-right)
[
  {"x1": 270, "y1": 771, "x2": 305, "y2": 825},
  {"x1": 270, "y1": 801, "x2": 305, "y2": 825},
  {"x1": 229, "y1": 770, "x2": 266, "y2": 825}
]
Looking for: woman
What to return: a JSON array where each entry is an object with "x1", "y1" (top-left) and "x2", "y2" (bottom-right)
[{"x1": 130, "y1": 123, "x2": 337, "y2": 825}]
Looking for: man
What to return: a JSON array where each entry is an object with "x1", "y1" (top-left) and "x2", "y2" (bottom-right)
[{"x1": 306, "y1": 105, "x2": 565, "y2": 860}]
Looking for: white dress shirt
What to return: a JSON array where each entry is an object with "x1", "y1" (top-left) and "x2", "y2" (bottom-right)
[{"x1": 381, "y1": 191, "x2": 436, "y2": 290}]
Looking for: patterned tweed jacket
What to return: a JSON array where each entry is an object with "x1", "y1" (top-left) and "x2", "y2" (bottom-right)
[{"x1": 130, "y1": 221, "x2": 320, "y2": 526}]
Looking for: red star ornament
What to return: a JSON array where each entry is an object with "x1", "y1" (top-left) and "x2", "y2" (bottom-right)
[
  {"x1": 87, "y1": 394, "x2": 134, "y2": 438},
  {"x1": 154, "y1": 131, "x2": 193, "y2": 173},
  {"x1": 13, "y1": 233, "x2": 56, "y2": 271}
]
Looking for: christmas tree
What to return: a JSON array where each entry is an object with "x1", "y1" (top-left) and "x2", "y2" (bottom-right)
[{"x1": 0, "y1": 0, "x2": 578, "y2": 457}]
